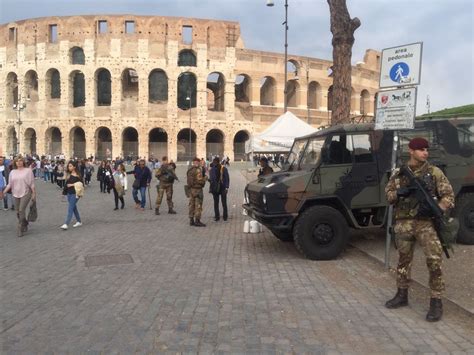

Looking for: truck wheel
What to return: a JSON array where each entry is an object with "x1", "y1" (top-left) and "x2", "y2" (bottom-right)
[
  {"x1": 454, "y1": 193, "x2": 474, "y2": 245},
  {"x1": 270, "y1": 229, "x2": 294, "y2": 242},
  {"x1": 294, "y1": 205, "x2": 349, "y2": 260}
]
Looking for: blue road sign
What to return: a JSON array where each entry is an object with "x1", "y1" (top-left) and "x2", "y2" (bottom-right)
[{"x1": 389, "y1": 62, "x2": 410, "y2": 83}]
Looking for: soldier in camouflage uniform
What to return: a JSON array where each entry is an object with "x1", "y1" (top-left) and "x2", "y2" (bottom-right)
[
  {"x1": 385, "y1": 137, "x2": 455, "y2": 322},
  {"x1": 155, "y1": 156, "x2": 177, "y2": 215},
  {"x1": 187, "y1": 157, "x2": 207, "y2": 227}
]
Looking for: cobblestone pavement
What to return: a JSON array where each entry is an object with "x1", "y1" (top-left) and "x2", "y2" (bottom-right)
[{"x1": 1, "y1": 164, "x2": 473, "y2": 353}]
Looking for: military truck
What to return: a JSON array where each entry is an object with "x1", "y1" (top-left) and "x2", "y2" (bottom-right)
[{"x1": 243, "y1": 117, "x2": 474, "y2": 260}]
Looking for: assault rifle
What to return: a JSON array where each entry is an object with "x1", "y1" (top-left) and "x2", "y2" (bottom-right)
[{"x1": 399, "y1": 165, "x2": 450, "y2": 258}]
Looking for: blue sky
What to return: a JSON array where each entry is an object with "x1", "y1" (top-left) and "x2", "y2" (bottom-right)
[{"x1": 1, "y1": 0, "x2": 472, "y2": 114}]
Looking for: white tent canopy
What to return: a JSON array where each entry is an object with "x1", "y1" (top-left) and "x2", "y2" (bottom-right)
[{"x1": 245, "y1": 111, "x2": 317, "y2": 153}]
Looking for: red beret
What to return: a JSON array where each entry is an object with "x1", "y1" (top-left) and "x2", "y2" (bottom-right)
[
  {"x1": 192, "y1": 157, "x2": 201, "y2": 162},
  {"x1": 408, "y1": 137, "x2": 429, "y2": 150}
]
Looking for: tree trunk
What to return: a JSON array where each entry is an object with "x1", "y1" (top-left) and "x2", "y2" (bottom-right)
[{"x1": 328, "y1": 0, "x2": 361, "y2": 125}]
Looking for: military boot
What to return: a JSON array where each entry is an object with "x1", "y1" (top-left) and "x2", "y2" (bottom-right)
[
  {"x1": 194, "y1": 219, "x2": 206, "y2": 227},
  {"x1": 168, "y1": 208, "x2": 177, "y2": 214},
  {"x1": 385, "y1": 288, "x2": 408, "y2": 309},
  {"x1": 155, "y1": 208, "x2": 160, "y2": 215},
  {"x1": 426, "y1": 298, "x2": 443, "y2": 322},
  {"x1": 190, "y1": 218, "x2": 195, "y2": 226}
]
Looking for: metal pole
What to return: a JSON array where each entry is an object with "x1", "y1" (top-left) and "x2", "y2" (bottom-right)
[
  {"x1": 283, "y1": 0, "x2": 288, "y2": 113},
  {"x1": 306, "y1": 64, "x2": 310, "y2": 123},
  {"x1": 189, "y1": 93, "x2": 192, "y2": 159}
]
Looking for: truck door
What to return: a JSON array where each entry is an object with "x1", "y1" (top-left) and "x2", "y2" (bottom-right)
[{"x1": 319, "y1": 133, "x2": 380, "y2": 208}]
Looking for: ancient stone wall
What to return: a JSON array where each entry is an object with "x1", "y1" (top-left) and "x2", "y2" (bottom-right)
[{"x1": 0, "y1": 15, "x2": 380, "y2": 160}]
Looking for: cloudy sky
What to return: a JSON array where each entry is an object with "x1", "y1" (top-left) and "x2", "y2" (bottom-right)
[{"x1": 1, "y1": 0, "x2": 472, "y2": 114}]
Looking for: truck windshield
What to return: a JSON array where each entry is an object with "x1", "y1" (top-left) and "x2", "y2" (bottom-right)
[
  {"x1": 287, "y1": 139, "x2": 307, "y2": 170},
  {"x1": 299, "y1": 137, "x2": 325, "y2": 169}
]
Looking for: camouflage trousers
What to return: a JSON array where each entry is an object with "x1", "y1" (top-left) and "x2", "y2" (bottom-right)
[
  {"x1": 394, "y1": 219, "x2": 445, "y2": 298},
  {"x1": 189, "y1": 188, "x2": 203, "y2": 219},
  {"x1": 155, "y1": 183, "x2": 174, "y2": 210}
]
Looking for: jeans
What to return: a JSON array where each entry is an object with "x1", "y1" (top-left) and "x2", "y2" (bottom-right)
[
  {"x1": 212, "y1": 190, "x2": 228, "y2": 220},
  {"x1": 65, "y1": 193, "x2": 81, "y2": 225},
  {"x1": 132, "y1": 186, "x2": 147, "y2": 208},
  {"x1": 2, "y1": 187, "x2": 10, "y2": 208},
  {"x1": 43, "y1": 171, "x2": 50, "y2": 182}
]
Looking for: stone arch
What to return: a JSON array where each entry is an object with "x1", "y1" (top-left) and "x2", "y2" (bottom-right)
[
  {"x1": 45, "y1": 68, "x2": 61, "y2": 99},
  {"x1": 122, "y1": 68, "x2": 139, "y2": 100},
  {"x1": 260, "y1": 76, "x2": 276, "y2": 106},
  {"x1": 45, "y1": 127, "x2": 62, "y2": 156},
  {"x1": 95, "y1": 126, "x2": 112, "y2": 160},
  {"x1": 70, "y1": 47, "x2": 85, "y2": 65},
  {"x1": 23, "y1": 128, "x2": 37, "y2": 155},
  {"x1": 233, "y1": 130, "x2": 250, "y2": 161},
  {"x1": 177, "y1": 128, "x2": 197, "y2": 161},
  {"x1": 286, "y1": 79, "x2": 299, "y2": 108},
  {"x1": 235, "y1": 74, "x2": 251, "y2": 103},
  {"x1": 70, "y1": 70, "x2": 85, "y2": 107},
  {"x1": 24, "y1": 70, "x2": 39, "y2": 102},
  {"x1": 7, "y1": 126, "x2": 18, "y2": 155},
  {"x1": 148, "y1": 69, "x2": 168, "y2": 102},
  {"x1": 148, "y1": 128, "x2": 168, "y2": 159},
  {"x1": 327, "y1": 85, "x2": 333, "y2": 111},
  {"x1": 207, "y1": 72, "x2": 225, "y2": 111},
  {"x1": 122, "y1": 127, "x2": 139, "y2": 158},
  {"x1": 350, "y1": 87, "x2": 357, "y2": 113},
  {"x1": 206, "y1": 129, "x2": 225, "y2": 159},
  {"x1": 308, "y1": 81, "x2": 321, "y2": 109},
  {"x1": 70, "y1": 126, "x2": 86, "y2": 158},
  {"x1": 6, "y1": 72, "x2": 18, "y2": 107},
  {"x1": 287, "y1": 59, "x2": 299, "y2": 77},
  {"x1": 178, "y1": 49, "x2": 197, "y2": 67},
  {"x1": 177, "y1": 72, "x2": 197, "y2": 110},
  {"x1": 95, "y1": 68, "x2": 111, "y2": 106},
  {"x1": 360, "y1": 89, "x2": 371, "y2": 115}
]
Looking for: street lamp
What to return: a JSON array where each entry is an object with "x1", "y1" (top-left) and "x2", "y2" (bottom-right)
[
  {"x1": 267, "y1": 0, "x2": 289, "y2": 112},
  {"x1": 12, "y1": 97, "x2": 26, "y2": 156},
  {"x1": 186, "y1": 91, "x2": 192, "y2": 160},
  {"x1": 294, "y1": 60, "x2": 311, "y2": 123}
]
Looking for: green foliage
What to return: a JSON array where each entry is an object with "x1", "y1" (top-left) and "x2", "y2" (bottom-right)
[{"x1": 418, "y1": 104, "x2": 474, "y2": 119}]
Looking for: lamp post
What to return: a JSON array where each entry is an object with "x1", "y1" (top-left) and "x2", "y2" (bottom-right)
[
  {"x1": 186, "y1": 90, "x2": 192, "y2": 160},
  {"x1": 13, "y1": 97, "x2": 26, "y2": 156},
  {"x1": 294, "y1": 60, "x2": 311, "y2": 123},
  {"x1": 267, "y1": 0, "x2": 289, "y2": 112}
]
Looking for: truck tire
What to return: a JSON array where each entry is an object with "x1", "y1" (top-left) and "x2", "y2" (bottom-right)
[
  {"x1": 454, "y1": 193, "x2": 474, "y2": 245},
  {"x1": 293, "y1": 205, "x2": 349, "y2": 260},
  {"x1": 270, "y1": 229, "x2": 294, "y2": 242}
]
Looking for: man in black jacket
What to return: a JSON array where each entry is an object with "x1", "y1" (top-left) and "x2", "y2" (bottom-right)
[{"x1": 209, "y1": 157, "x2": 230, "y2": 221}]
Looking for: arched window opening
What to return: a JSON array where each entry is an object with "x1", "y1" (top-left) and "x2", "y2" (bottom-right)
[
  {"x1": 233, "y1": 130, "x2": 250, "y2": 161},
  {"x1": 6, "y1": 73, "x2": 18, "y2": 106},
  {"x1": 328, "y1": 85, "x2": 333, "y2": 111},
  {"x1": 207, "y1": 72, "x2": 225, "y2": 111},
  {"x1": 24, "y1": 70, "x2": 39, "y2": 102},
  {"x1": 286, "y1": 79, "x2": 299, "y2": 108},
  {"x1": 177, "y1": 72, "x2": 197, "y2": 110},
  {"x1": 71, "y1": 71, "x2": 85, "y2": 107},
  {"x1": 206, "y1": 129, "x2": 224, "y2": 159},
  {"x1": 149, "y1": 69, "x2": 168, "y2": 102},
  {"x1": 148, "y1": 128, "x2": 168, "y2": 159},
  {"x1": 71, "y1": 47, "x2": 85, "y2": 65},
  {"x1": 122, "y1": 68, "x2": 139, "y2": 99},
  {"x1": 360, "y1": 90, "x2": 371, "y2": 115},
  {"x1": 308, "y1": 81, "x2": 321, "y2": 109},
  {"x1": 178, "y1": 49, "x2": 197, "y2": 67},
  {"x1": 96, "y1": 69, "x2": 111, "y2": 106},
  {"x1": 177, "y1": 129, "x2": 197, "y2": 161},
  {"x1": 235, "y1": 74, "x2": 250, "y2": 103},
  {"x1": 122, "y1": 127, "x2": 139, "y2": 158},
  {"x1": 260, "y1": 76, "x2": 276, "y2": 106}
]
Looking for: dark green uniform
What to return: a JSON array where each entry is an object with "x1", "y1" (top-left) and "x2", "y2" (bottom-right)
[
  {"x1": 187, "y1": 166, "x2": 206, "y2": 220},
  {"x1": 155, "y1": 163, "x2": 177, "y2": 211}
]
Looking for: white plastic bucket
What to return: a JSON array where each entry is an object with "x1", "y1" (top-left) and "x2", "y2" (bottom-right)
[
  {"x1": 243, "y1": 220, "x2": 250, "y2": 233},
  {"x1": 249, "y1": 220, "x2": 259, "y2": 234}
]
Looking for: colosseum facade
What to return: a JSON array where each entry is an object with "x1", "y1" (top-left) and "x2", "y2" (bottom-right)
[{"x1": 0, "y1": 15, "x2": 380, "y2": 161}]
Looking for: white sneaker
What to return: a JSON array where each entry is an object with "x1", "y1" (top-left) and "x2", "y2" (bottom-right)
[
  {"x1": 73, "y1": 222, "x2": 82, "y2": 228},
  {"x1": 60, "y1": 224, "x2": 68, "y2": 230}
]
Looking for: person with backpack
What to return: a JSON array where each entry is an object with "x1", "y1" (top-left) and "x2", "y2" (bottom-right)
[
  {"x1": 112, "y1": 163, "x2": 128, "y2": 210},
  {"x1": 209, "y1": 156, "x2": 230, "y2": 221}
]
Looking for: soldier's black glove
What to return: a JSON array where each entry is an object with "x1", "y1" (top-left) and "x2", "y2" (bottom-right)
[{"x1": 396, "y1": 186, "x2": 415, "y2": 198}]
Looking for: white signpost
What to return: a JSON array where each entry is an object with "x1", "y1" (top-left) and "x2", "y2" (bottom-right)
[
  {"x1": 379, "y1": 42, "x2": 423, "y2": 89},
  {"x1": 375, "y1": 87, "x2": 417, "y2": 130}
]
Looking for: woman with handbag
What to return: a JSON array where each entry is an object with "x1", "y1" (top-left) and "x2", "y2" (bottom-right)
[
  {"x1": 112, "y1": 163, "x2": 128, "y2": 210},
  {"x1": 60, "y1": 161, "x2": 84, "y2": 230},
  {"x1": 0, "y1": 156, "x2": 36, "y2": 237}
]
